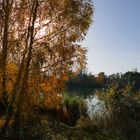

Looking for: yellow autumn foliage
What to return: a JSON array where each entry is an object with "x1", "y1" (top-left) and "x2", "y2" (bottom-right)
[{"x1": 0, "y1": 62, "x2": 66, "y2": 109}]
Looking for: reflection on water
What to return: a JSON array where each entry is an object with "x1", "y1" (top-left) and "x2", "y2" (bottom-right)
[
  {"x1": 67, "y1": 87, "x2": 96, "y2": 98},
  {"x1": 66, "y1": 87, "x2": 103, "y2": 118},
  {"x1": 86, "y1": 95, "x2": 101, "y2": 118}
]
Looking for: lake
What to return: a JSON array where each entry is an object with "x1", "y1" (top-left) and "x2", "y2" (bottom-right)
[{"x1": 66, "y1": 87, "x2": 103, "y2": 118}]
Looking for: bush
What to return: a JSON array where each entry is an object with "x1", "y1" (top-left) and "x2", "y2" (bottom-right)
[
  {"x1": 96, "y1": 84, "x2": 140, "y2": 140},
  {"x1": 62, "y1": 93, "x2": 88, "y2": 126}
]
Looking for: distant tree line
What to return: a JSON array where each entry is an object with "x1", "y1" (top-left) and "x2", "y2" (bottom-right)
[{"x1": 67, "y1": 70, "x2": 140, "y2": 91}]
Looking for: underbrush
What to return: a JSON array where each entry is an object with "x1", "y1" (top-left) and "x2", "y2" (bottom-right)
[{"x1": 0, "y1": 84, "x2": 139, "y2": 140}]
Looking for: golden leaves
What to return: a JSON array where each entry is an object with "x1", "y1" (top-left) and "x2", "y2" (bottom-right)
[{"x1": 0, "y1": 0, "x2": 94, "y2": 122}]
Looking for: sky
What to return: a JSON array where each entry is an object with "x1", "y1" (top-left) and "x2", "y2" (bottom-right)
[{"x1": 83, "y1": 0, "x2": 140, "y2": 75}]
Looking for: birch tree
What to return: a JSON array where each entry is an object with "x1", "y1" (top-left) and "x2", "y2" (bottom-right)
[{"x1": 0, "y1": 0, "x2": 94, "y2": 136}]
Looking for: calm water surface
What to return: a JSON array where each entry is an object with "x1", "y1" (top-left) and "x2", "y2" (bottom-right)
[{"x1": 67, "y1": 87, "x2": 103, "y2": 118}]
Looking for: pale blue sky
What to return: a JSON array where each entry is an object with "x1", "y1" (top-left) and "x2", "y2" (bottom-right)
[{"x1": 83, "y1": 0, "x2": 140, "y2": 75}]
